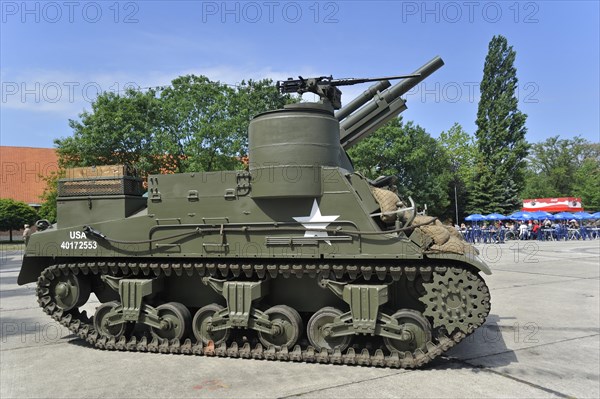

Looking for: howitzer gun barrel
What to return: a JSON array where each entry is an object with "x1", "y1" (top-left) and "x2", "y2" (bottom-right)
[
  {"x1": 335, "y1": 80, "x2": 391, "y2": 121},
  {"x1": 340, "y1": 56, "x2": 444, "y2": 149}
]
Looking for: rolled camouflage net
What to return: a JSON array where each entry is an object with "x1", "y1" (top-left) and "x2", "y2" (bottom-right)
[
  {"x1": 411, "y1": 215, "x2": 479, "y2": 256},
  {"x1": 430, "y1": 235, "x2": 479, "y2": 256},
  {"x1": 370, "y1": 187, "x2": 404, "y2": 224},
  {"x1": 414, "y1": 215, "x2": 450, "y2": 245}
]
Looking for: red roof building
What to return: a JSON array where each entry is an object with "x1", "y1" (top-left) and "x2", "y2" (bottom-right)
[{"x1": 0, "y1": 146, "x2": 58, "y2": 207}]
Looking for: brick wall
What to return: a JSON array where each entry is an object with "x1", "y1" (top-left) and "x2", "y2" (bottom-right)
[{"x1": 0, "y1": 146, "x2": 58, "y2": 205}]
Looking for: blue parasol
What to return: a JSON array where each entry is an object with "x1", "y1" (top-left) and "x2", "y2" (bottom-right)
[
  {"x1": 465, "y1": 214, "x2": 487, "y2": 222},
  {"x1": 572, "y1": 211, "x2": 593, "y2": 220},
  {"x1": 530, "y1": 211, "x2": 554, "y2": 220},
  {"x1": 553, "y1": 212, "x2": 575, "y2": 220},
  {"x1": 508, "y1": 211, "x2": 533, "y2": 220},
  {"x1": 485, "y1": 213, "x2": 507, "y2": 220}
]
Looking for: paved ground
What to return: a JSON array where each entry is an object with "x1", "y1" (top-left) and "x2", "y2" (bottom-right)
[{"x1": 1, "y1": 240, "x2": 598, "y2": 398}]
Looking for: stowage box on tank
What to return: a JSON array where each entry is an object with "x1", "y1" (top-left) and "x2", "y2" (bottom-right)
[{"x1": 19, "y1": 56, "x2": 490, "y2": 368}]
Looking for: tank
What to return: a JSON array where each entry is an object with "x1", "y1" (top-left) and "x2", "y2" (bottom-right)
[{"x1": 18, "y1": 56, "x2": 490, "y2": 368}]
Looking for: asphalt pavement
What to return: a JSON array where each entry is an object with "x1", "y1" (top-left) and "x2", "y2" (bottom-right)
[{"x1": 1, "y1": 240, "x2": 599, "y2": 398}]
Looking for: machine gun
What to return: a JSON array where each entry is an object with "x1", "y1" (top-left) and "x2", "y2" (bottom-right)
[{"x1": 276, "y1": 74, "x2": 420, "y2": 110}]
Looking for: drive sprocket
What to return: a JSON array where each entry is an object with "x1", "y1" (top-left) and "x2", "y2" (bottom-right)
[{"x1": 419, "y1": 267, "x2": 490, "y2": 334}]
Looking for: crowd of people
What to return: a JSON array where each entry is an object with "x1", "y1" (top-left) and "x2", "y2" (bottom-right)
[{"x1": 457, "y1": 219, "x2": 600, "y2": 244}]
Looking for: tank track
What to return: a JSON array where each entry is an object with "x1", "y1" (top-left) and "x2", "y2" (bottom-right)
[{"x1": 35, "y1": 260, "x2": 490, "y2": 369}]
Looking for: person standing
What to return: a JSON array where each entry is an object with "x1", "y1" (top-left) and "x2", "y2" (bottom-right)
[
  {"x1": 519, "y1": 221, "x2": 528, "y2": 240},
  {"x1": 22, "y1": 224, "x2": 32, "y2": 246}
]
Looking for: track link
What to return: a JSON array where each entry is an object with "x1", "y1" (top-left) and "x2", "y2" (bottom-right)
[{"x1": 36, "y1": 261, "x2": 490, "y2": 369}]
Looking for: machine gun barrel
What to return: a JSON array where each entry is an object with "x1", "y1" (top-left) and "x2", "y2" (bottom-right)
[
  {"x1": 339, "y1": 56, "x2": 444, "y2": 149},
  {"x1": 331, "y1": 74, "x2": 420, "y2": 87}
]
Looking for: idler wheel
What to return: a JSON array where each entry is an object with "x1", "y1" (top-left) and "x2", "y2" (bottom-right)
[
  {"x1": 258, "y1": 305, "x2": 303, "y2": 350},
  {"x1": 383, "y1": 309, "x2": 432, "y2": 353},
  {"x1": 151, "y1": 302, "x2": 191, "y2": 340},
  {"x1": 192, "y1": 303, "x2": 230, "y2": 345},
  {"x1": 307, "y1": 307, "x2": 351, "y2": 353},
  {"x1": 93, "y1": 301, "x2": 133, "y2": 339},
  {"x1": 51, "y1": 274, "x2": 91, "y2": 311}
]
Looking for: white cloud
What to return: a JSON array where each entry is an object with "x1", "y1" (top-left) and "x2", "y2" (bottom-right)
[{"x1": 0, "y1": 65, "x2": 320, "y2": 118}]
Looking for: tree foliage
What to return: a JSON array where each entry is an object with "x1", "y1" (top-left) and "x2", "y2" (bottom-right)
[
  {"x1": 0, "y1": 199, "x2": 38, "y2": 242},
  {"x1": 37, "y1": 171, "x2": 63, "y2": 223},
  {"x1": 438, "y1": 123, "x2": 478, "y2": 223},
  {"x1": 468, "y1": 35, "x2": 529, "y2": 215},
  {"x1": 56, "y1": 89, "x2": 164, "y2": 175},
  {"x1": 573, "y1": 158, "x2": 600, "y2": 210},
  {"x1": 157, "y1": 76, "x2": 294, "y2": 172},
  {"x1": 158, "y1": 76, "x2": 240, "y2": 173},
  {"x1": 523, "y1": 136, "x2": 600, "y2": 210},
  {"x1": 55, "y1": 76, "x2": 296, "y2": 176},
  {"x1": 348, "y1": 118, "x2": 452, "y2": 216},
  {"x1": 439, "y1": 123, "x2": 477, "y2": 183}
]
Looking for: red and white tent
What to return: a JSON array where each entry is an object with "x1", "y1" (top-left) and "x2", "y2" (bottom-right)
[{"x1": 522, "y1": 197, "x2": 583, "y2": 213}]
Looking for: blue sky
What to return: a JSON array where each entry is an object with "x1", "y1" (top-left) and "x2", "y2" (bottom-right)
[{"x1": 1, "y1": 0, "x2": 599, "y2": 148}]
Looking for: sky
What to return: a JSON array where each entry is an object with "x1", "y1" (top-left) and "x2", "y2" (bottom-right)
[{"x1": 1, "y1": 0, "x2": 599, "y2": 148}]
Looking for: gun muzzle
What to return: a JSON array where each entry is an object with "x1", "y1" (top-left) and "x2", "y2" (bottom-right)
[{"x1": 384, "y1": 56, "x2": 444, "y2": 101}]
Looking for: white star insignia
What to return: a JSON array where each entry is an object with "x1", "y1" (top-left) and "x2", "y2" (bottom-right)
[{"x1": 293, "y1": 199, "x2": 340, "y2": 245}]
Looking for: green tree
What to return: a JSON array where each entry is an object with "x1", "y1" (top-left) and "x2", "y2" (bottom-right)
[
  {"x1": 573, "y1": 158, "x2": 600, "y2": 210},
  {"x1": 348, "y1": 118, "x2": 452, "y2": 216},
  {"x1": 157, "y1": 76, "x2": 239, "y2": 172},
  {"x1": 522, "y1": 136, "x2": 600, "y2": 210},
  {"x1": 56, "y1": 88, "x2": 164, "y2": 176},
  {"x1": 467, "y1": 156, "x2": 505, "y2": 215},
  {"x1": 57, "y1": 76, "x2": 297, "y2": 176},
  {"x1": 438, "y1": 123, "x2": 477, "y2": 222},
  {"x1": 468, "y1": 35, "x2": 529, "y2": 214},
  {"x1": 0, "y1": 199, "x2": 38, "y2": 242},
  {"x1": 522, "y1": 136, "x2": 599, "y2": 198},
  {"x1": 157, "y1": 76, "x2": 295, "y2": 172},
  {"x1": 37, "y1": 170, "x2": 64, "y2": 223}
]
